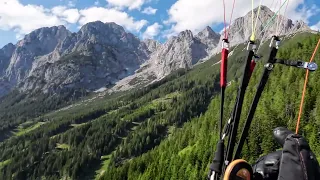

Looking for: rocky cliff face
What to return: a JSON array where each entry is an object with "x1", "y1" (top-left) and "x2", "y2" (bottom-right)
[
  {"x1": 0, "y1": 26, "x2": 71, "y2": 96},
  {"x1": 0, "y1": 6, "x2": 312, "y2": 97},
  {"x1": 110, "y1": 27, "x2": 221, "y2": 92},
  {"x1": 20, "y1": 21, "x2": 150, "y2": 93},
  {"x1": 110, "y1": 6, "x2": 312, "y2": 92},
  {"x1": 143, "y1": 39, "x2": 161, "y2": 53},
  {"x1": 6, "y1": 26, "x2": 71, "y2": 84},
  {"x1": 150, "y1": 29, "x2": 219, "y2": 77},
  {"x1": 0, "y1": 43, "x2": 15, "y2": 77},
  {"x1": 222, "y1": 5, "x2": 311, "y2": 47},
  {"x1": 195, "y1": 26, "x2": 221, "y2": 56},
  {"x1": 0, "y1": 22, "x2": 152, "y2": 96}
]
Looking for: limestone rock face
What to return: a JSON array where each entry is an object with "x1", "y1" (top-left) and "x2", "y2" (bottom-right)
[
  {"x1": 111, "y1": 27, "x2": 221, "y2": 92},
  {"x1": 143, "y1": 39, "x2": 161, "y2": 53},
  {"x1": 219, "y1": 5, "x2": 311, "y2": 47},
  {"x1": 0, "y1": 6, "x2": 312, "y2": 96},
  {"x1": 0, "y1": 43, "x2": 15, "y2": 76},
  {"x1": 0, "y1": 22, "x2": 151, "y2": 96}
]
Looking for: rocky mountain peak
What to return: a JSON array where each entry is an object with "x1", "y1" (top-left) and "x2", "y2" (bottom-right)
[
  {"x1": 143, "y1": 39, "x2": 161, "y2": 53},
  {"x1": 80, "y1": 21, "x2": 126, "y2": 35},
  {"x1": 12, "y1": 21, "x2": 151, "y2": 95},
  {"x1": 121, "y1": 26, "x2": 220, "y2": 85},
  {"x1": 254, "y1": 5, "x2": 273, "y2": 14},
  {"x1": 17, "y1": 25, "x2": 70, "y2": 47},
  {"x1": 197, "y1": 26, "x2": 219, "y2": 38},
  {"x1": 5, "y1": 26, "x2": 71, "y2": 84},
  {"x1": 220, "y1": 5, "x2": 311, "y2": 47},
  {"x1": 178, "y1": 30, "x2": 194, "y2": 40},
  {"x1": 1, "y1": 43, "x2": 15, "y2": 57},
  {"x1": 196, "y1": 26, "x2": 220, "y2": 56},
  {"x1": 106, "y1": 22, "x2": 127, "y2": 33},
  {"x1": 71, "y1": 21, "x2": 142, "y2": 53}
]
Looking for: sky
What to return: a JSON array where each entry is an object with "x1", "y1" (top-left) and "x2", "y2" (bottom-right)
[{"x1": 0, "y1": 0, "x2": 319, "y2": 48}]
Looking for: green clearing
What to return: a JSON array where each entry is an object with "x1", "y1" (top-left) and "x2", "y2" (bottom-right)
[
  {"x1": 178, "y1": 145, "x2": 195, "y2": 156},
  {"x1": 18, "y1": 121, "x2": 34, "y2": 128},
  {"x1": 14, "y1": 122, "x2": 47, "y2": 136},
  {"x1": 0, "y1": 159, "x2": 11, "y2": 170},
  {"x1": 152, "y1": 91, "x2": 181, "y2": 106},
  {"x1": 95, "y1": 155, "x2": 112, "y2": 180},
  {"x1": 43, "y1": 90, "x2": 125, "y2": 122},
  {"x1": 56, "y1": 143, "x2": 70, "y2": 150},
  {"x1": 70, "y1": 122, "x2": 88, "y2": 127}
]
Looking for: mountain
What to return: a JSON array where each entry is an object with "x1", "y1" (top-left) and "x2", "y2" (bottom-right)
[
  {"x1": 152, "y1": 27, "x2": 220, "y2": 75},
  {"x1": 20, "y1": 21, "x2": 150, "y2": 94},
  {"x1": 0, "y1": 6, "x2": 312, "y2": 97},
  {"x1": 111, "y1": 27, "x2": 221, "y2": 92},
  {"x1": 151, "y1": 30, "x2": 208, "y2": 76},
  {"x1": 6, "y1": 26, "x2": 71, "y2": 84},
  {"x1": 0, "y1": 26, "x2": 71, "y2": 96},
  {"x1": 195, "y1": 26, "x2": 221, "y2": 56},
  {"x1": 0, "y1": 22, "x2": 221, "y2": 96},
  {"x1": 111, "y1": 6, "x2": 311, "y2": 92},
  {"x1": 223, "y1": 5, "x2": 311, "y2": 47},
  {"x1": 0, "y1": 22, "x2": 153, "y2": 97}
]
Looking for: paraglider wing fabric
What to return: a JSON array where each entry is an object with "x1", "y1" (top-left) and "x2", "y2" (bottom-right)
[{"x1": 278, "y1": 134, "x2": 320, "y2": 180}]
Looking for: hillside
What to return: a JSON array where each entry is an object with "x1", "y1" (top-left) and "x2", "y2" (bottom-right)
[
  {"x1": 102, "y1": 33, "x2": 320, "y2": 180},
  {"x1": 0, "y1": 6, "x2": 312, "y2": 142},
  {"x1": 0, "y1": 32, "x2": 319, "y2": 179}
]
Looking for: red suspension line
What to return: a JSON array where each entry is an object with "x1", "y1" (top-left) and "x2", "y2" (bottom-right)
[
  {"x1": 223, "y1": 0, "x2": 227, "y2": 39},
  {"x1": 227, "y1": 0, "x2": 237, "y2": 39}
]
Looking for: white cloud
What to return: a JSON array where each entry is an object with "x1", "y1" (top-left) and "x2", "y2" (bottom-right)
[
  {"x1": 67, "y1": 0, "x2": 77, "y2": 7},
  {"x1": 52, "y1": 6, "x2": 80, "y2": 24},
  {"x1": 142, "y1": 6, "x2": 157, "y2": 15},
  {"x1": 143, "y1": 22, "x2": 162, "y2": 39},
  {"x1": 106, "y1": 0, "x2": 148, "y2": 10},
  {"x1": 165, "y1": 0, "x2": 319, "y2": 36},
  {"x1": 311, "y1": 21, "x2": 320, "y2": 31},
  {"x1": 94, "y1": 1, "x2": 100, "y2": 6},
  {"x1": 0, "y1": 0, "x2": 64, "y2": 37},
  {"x1": 79, "y1": 7, "x2": 148, "y2": 32},
  {"x1": 285, "y1": 2, "x2": 320, "y2": 23},
  {"x1": 0, "y1": 0, "x2": 148, "y2": 40}
]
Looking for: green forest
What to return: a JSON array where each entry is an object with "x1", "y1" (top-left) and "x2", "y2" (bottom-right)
[{"x1": 0, "y1": 32, "x2": 319, "y2": 180}]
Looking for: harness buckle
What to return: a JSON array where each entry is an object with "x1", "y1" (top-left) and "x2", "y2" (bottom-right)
[
  {"x1": 247, "y1": 41, "x2": 255, "y2": 51},
  {"x1": 269, "y1": 36, "x2": 280, "y2": 49},
  {"x1": 253, "y1": 54, "x2": 261, "y2": 62},
  {"x1": 222, "y1": 39, "x2": 230, "y2": 50}
]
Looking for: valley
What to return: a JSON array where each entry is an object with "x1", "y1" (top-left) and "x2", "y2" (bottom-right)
[{"x1": 0, "y1": 4, "x2": 319, "y2": 179}]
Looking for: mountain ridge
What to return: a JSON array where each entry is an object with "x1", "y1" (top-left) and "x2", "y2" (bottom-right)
[
  {"x1": 0, "y1": 6, "x2": 313, "y2": 97},
  {"x1": 221, "y1": 5, "x2": 311, "y2": 47},
  {"x1": 110, "y1": 6, "x2": 312, "y2": 92}
]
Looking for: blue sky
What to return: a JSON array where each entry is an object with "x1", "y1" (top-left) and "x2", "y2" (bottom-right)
[{"x1": 0, "y1": 0, "x2": 319, "y2": 48}]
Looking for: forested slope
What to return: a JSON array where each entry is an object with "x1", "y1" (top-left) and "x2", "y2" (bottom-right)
[
  {"x1": 101, "y1": 33, "x2": 320, "y2": 180},
  {"x1": 0, "y1": 32, "x2": 319, "y2": 180}
]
